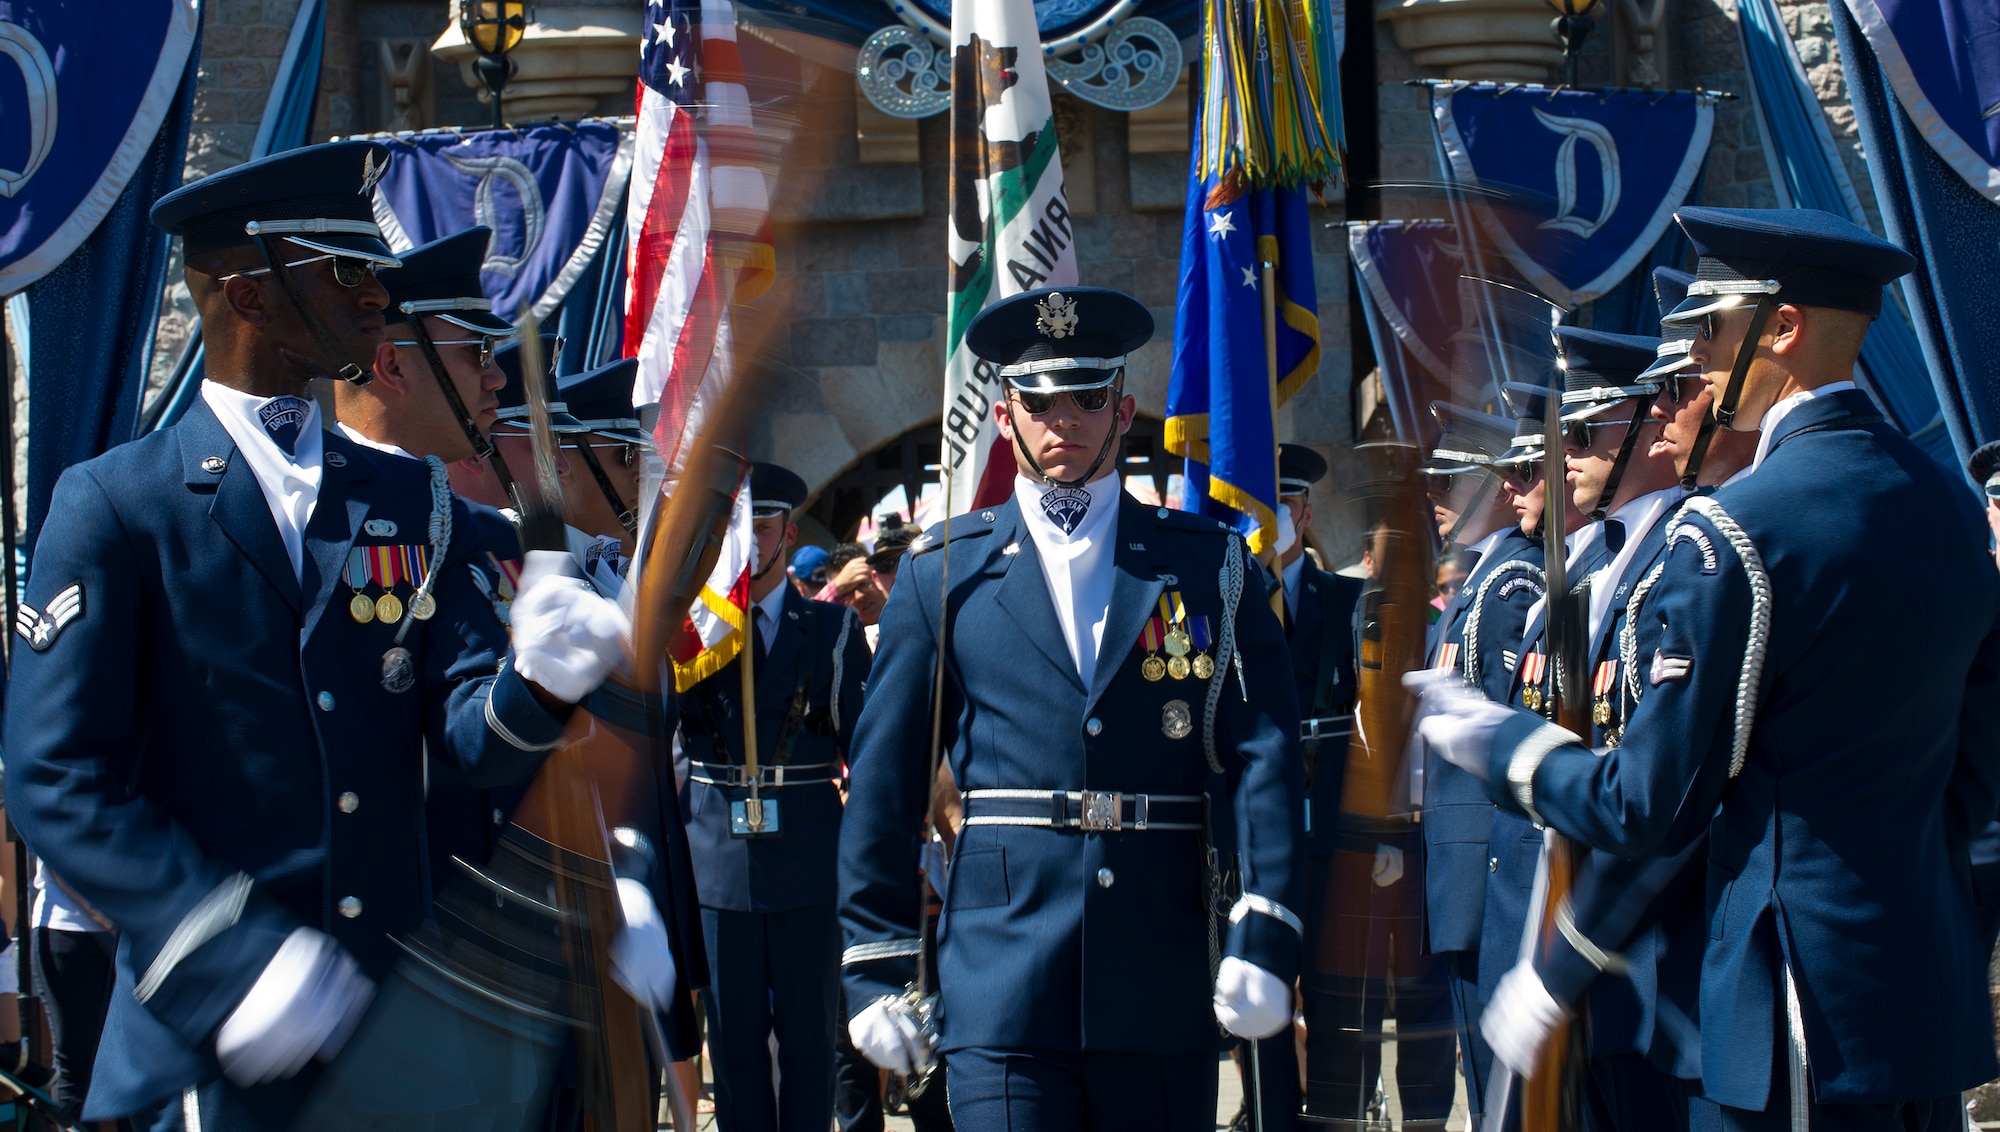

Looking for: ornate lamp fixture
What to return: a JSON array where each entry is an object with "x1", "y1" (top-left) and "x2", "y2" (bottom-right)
[
  {"x1": 1546, "y1": 0, "x2": 1604, "y2": 86},
  {"x1": 458, "y1": 0, "x2": 531, "y2": 129}
]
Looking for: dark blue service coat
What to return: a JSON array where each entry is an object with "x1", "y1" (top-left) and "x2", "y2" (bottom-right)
[
  {"x1": 1422, "y1": 527, "x2": 1543, "y2": 957},
  {"x1": 676, "y1": 586, "x2": 870, "y2": 913},
  {"x1": 2, "y1": 403, "x2": 565, "y2": 1117},
  {"x1": 838, "y1": 496, "x2": 1306, "y2": 1055},
  {"x1": 1486, "y1": 391, "x2": 2000, "y2": 1107}
]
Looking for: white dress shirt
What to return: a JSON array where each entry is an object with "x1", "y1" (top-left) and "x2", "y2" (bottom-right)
[
  {"x1": 1016, "y1": 474, "x2": 1122, "y2": 688},
  {"x1": 1751, "y1": 381, "x2": 1855, "y2": 473},
  {"x1": 751, "y1": 575, "x2": 787, "y2": 653},
  {"x1": 1587, "y1": 485, "x2": 1681, "y2": 644},
  {"x1": 202, "y1": 382, "x2": 324, "y2": 581},
  {"x1": 1282, "y1": 553, "x2": 1306, "y2": 620}
]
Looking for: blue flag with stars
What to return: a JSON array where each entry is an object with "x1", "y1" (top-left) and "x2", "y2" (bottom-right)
[{"x1": 1165, "y1": 157, "x2": 1320, "y2": 553}]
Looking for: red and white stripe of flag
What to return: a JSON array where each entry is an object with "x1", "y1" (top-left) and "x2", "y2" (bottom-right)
[{"x1": 624, "y1": 0, "x2": 774, "y2": 473}]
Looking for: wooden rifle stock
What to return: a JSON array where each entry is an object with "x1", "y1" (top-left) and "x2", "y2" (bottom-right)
[{"x1": 1523, "y1": 372, "x2": 1587, "y2": 1132}]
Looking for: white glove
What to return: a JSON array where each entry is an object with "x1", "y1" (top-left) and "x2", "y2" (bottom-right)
[
  {"x1": 848, "y1": 996, "x2": 932, "y2": 1075},
  {"x1": 1481, "y1": 960, "x2": 1568, "y2": 1077},
  {"x1": 1213, "y1": 956, "x2": 1292, "y2": 1040},
  {"x1": 1273, "y1": 507, "x2": 1298, "y2": 560},
  {"x1": 510, "y1": 550, "x2": 632, "y2": 704},
  {"x1": 216, "y1": 927, "x2": 376, "y2": 1087},
  {"x1": 1403, "y1": 669, "x2": 1516, "y2": 778},
  {"x1": 1372, "y1": 843, "x2": 1405, "y2": 888},
  {"x1": 609, "y1": 877, "x2": 678, "y2": 1012}
]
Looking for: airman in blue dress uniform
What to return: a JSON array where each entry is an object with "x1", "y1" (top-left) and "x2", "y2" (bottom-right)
[
  {"x1": 837, "y1": 287, "x2": 1304, "y2": 1131},
  {"x1": 1, "y1": 142, "x2": 633, "y2": 1129},
  {"x1": 673, "y1": 460, "x2": 871, "y2": 1132},
  {"x1": 1417, "y1": 207, "x2": 2000, "y2": 1132},
  {"x1": 1415, "y1": 402, "x2": 1543, "y2": 1127}
]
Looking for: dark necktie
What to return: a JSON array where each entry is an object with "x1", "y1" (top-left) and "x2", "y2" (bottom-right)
[
  {"x1": 1041, "y1": 485, "x2": 1092, "y2": 535},
  {"x1": 258, "y1": 396, "x2": 312, "y2": 458}
]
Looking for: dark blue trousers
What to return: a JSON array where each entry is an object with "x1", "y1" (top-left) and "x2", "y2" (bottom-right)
[
  {"x1": 1580, "y1": 1053, "x2": 1692, "y2": 1132},
  {"x1": 1445, "y1": 950, "x2": 1497, "y2": 1127},
  {"x1": 701, "y1": 903, "x2": 840, "y2": 1132},
  {"x1": 944, "y1": 1047, "x2": 1218, "y2": 1132}
]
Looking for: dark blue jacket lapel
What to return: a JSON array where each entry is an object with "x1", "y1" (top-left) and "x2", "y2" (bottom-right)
[
  {"x1": 181, "y1": 400, "x2": 300, "y2": 614},
  {"x1": 301, "y1": 434, "x2": 374, "y2": 645},
  {"x1": 1087, "y1": 498, "x2": 1166, "y2": 708},
  {"x1": 990, "y1": 504, "x2": 1084, "y2": 692}
]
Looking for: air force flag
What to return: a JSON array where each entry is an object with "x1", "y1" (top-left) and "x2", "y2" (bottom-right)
[
  {"x1": 1433, "y1": 84, "x2": 1715, "y2": 306},
  {"x1": 371, "y1": 121, "x2": 634, "y2": 321},
  {"x1": 0, "y1": 0, "x2": 200, "y2": 293}
]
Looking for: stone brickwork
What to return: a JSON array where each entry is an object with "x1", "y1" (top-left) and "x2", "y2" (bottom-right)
[{"x1": 746, "y1": 73, "x2": 1359, "y2": 560}]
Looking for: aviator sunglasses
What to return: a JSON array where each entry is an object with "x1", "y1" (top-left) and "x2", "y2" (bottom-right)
[
  {"x1": 221, "y1": 252, "x2": 383, "y2": 289},
  {"x1": 385, "y1": 335, "x2": 502, "y2": 370},
  {"x1": 1011, "y1": 384, "x2": 1118, "y2": 415}
]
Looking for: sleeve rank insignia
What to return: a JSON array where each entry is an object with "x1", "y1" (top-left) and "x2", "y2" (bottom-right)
[{"x1": 16, "y1": 582, "x2": 84, "y2": 652}]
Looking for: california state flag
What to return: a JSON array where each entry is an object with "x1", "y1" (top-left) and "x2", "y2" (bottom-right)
[
  {"x1": 670, "y1": 470, "x2": 754, "y2": 692},
  {"x1": 938, "y1": 0, "x2": 1077, "y2": 514}
]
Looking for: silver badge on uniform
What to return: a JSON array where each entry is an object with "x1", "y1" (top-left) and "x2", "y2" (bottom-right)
[
  {"x1": 1162, "y1": 699, "x2": 1192, "y2": 740},
  {"x1": 381, "y1": 646, "x2": 416, "y2": 694},
  {"x1": 364, "y1": 519, "x2": 398, "y2": 537}
]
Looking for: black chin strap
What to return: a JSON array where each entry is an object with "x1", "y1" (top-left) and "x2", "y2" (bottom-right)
[
  {"x1": 248, "y1": 232, "x2": 371, "y2": 385},
  {"x1": 1589, "y1": 394, "x2": 1660, "y2": 522},
  {"x1": 752, "y1": 531, "x2": 790, "y2": 582},
  {"x1": 403, "y1": 313, "x2": 497, "y2": 463},
  {"x1": 1006, "y1": 379, "x2": 1124, "y2": 488},
  {"x1": 1681, "y1": 297, "x2": 1773, "y2": 491},
  {"x1": 570, "y1": 439, "x2": 638, "y2": 536}
]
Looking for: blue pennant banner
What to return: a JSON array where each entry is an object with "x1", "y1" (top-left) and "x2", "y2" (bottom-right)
[
  {"x1": 0, "y1": 0, "x2": 200, "y2": 294},
  {"x1": 370, "y1": 121, "x2": 634, "y2": 321},
  {"x1": 1433, "y1": 84, "x2": 1714, "y2": 307},
  {"x1": 1347, "y1": 219, "x2": 1464, "y2": 384},
  {"x1": 1842, "y1": 0, "x2": 2000, "y2": 204}
]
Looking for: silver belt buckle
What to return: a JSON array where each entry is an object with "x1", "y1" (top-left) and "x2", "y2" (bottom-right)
[{"x1": 1080, "y1": 791, "x2": 1120, "y2": 831}]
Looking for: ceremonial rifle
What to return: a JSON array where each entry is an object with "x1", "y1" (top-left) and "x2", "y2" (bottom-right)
[
  {"x1": 1522, "y1": 361, "x2": 1588, "y2": 1132},
  {"x1": 1303, "y1": 441, "x2": 1433, "y2": 1123}
]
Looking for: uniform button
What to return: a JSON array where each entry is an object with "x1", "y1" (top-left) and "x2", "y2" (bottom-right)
[
  {"x1": 337, "y1": 792, "x2": 359, "y2": 814},
  {"x1": 492, "y1": 808, "x2": 505, "y2": 825},
  {"x1": 338, "y1": 896, "x2": 363, "y2": 919},
  {"x1": 1097, "y1": 868, "x2": 1115, "y2": 888},
  {"x1": 1489, "y1": 857, "x2": 1499, "y2": 873},
  {"x1": 1085, "y1": 717, "x2": 1103, "y2": 737},
  {"x1": 316, "y1": 692, "x2": 335, "y2": 712}
]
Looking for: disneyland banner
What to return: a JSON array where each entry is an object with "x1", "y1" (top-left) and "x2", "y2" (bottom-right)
[
  {"x1": 0, "y1": 0, "x2": 200, "y2": 294},
  {"x1": 1432, "y1": 84, "x2": 1714, "y2": 307},
  {"x1": 1841, "y1": 0, "x2": 2000, "y2": 204},
  {"x1": 370, "y1": 120, "x2": 634, "y2": 321}
]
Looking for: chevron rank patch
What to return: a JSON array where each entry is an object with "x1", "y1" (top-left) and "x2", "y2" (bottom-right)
[
  {"x1": 1649, "y1": 649, "x2": 1692, "y2": 686},
  {"x1": 16, "y1": 583, "x2": 84, "y2": 652}
]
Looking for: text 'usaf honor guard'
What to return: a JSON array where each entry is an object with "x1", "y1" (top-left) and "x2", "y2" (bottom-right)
[{"x1": 837, "y1": 287, "x2": 1307, "y2": 1130}]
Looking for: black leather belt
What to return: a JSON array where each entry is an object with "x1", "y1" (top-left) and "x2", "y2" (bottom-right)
[
  {"x1": 1300, "y1": 715, "x2": 1354, "y2": 742},
  {"x1": 686, "y1": 761, "x2": 841, "y2": 788},
  {"x1": 961, "y1": 789, "x2": 1205, "y2": 832}
]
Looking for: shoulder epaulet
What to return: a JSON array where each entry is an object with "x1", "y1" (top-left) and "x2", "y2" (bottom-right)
[
  {"x1": 908, "y1": 511, "x2": 1001, "y2": 556},
  {"x1": 1148, "y1": 506, "x2": 1235, "y2": 536}
]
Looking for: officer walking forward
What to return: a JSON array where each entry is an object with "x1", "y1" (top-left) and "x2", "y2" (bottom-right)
[
  {"x1": 1, "y1": 143, "x2": 632, "y2": 1128},
  {"x1": 838, "y1": 287, "x2": 1306, "y2": 1130}
]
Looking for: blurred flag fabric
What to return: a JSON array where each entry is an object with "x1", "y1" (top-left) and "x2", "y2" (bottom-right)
[
  {"x1": 670, "y1": 469, "x2": 755, "y2": 692},
  {"x1": 1165, "y1": 0, "x2": 1340, "y2": 552},
  {"x1": 938, "y1": 0, "x2": 1077, "y2": 514},
  {"x1": 626, "y1": 0, "x2": 776, "y2": 473}
]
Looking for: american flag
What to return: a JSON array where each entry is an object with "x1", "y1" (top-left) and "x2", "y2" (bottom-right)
[{"x1": 625, "y1": 0, "x2": 774, "y2": 472}]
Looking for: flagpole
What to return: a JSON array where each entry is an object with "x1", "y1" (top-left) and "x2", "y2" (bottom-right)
[{"x1": 1259, "y1": 239, "x2": 1287, "y2": 628}]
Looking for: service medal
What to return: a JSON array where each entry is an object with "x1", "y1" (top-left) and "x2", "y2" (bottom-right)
[
  {"x1": 349, "y1": 592, "x2": 377, "y2": 623},
  {"x1": 1523, "y1": 686, "x2": 1542, "y2": 712},
  {"x1": 1164, "y1": 628, "x2": 1191, "y2": 657},
  {"x1": 411, "y1": 592, "x2": 437, "y2": 621},
  {"x1": 1167, "y1": 655, "x2": 1191, "y2": 681},
  {"x1": 374, "y1": 591, "x2": 405, "y2": 625},
  {"x1": 1593, "y1": 700, "x2": 1612, "y2": 727},
  {"x1": 1140, "y1": 618, "x2": 1167, "y2": 681},
  {"x1": 1162, "y1": 699, "x2": 1192, "y2": 740},
  {"x1": 1158, "y1": 593, "x2": 1191, "y2": 656},
  {"x1": 1187, "y1": 616, "x2": 1216, "y2": 681},
  {"x1": 1142, "y1": 655, "x2": 1167, "y2": 682}
]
